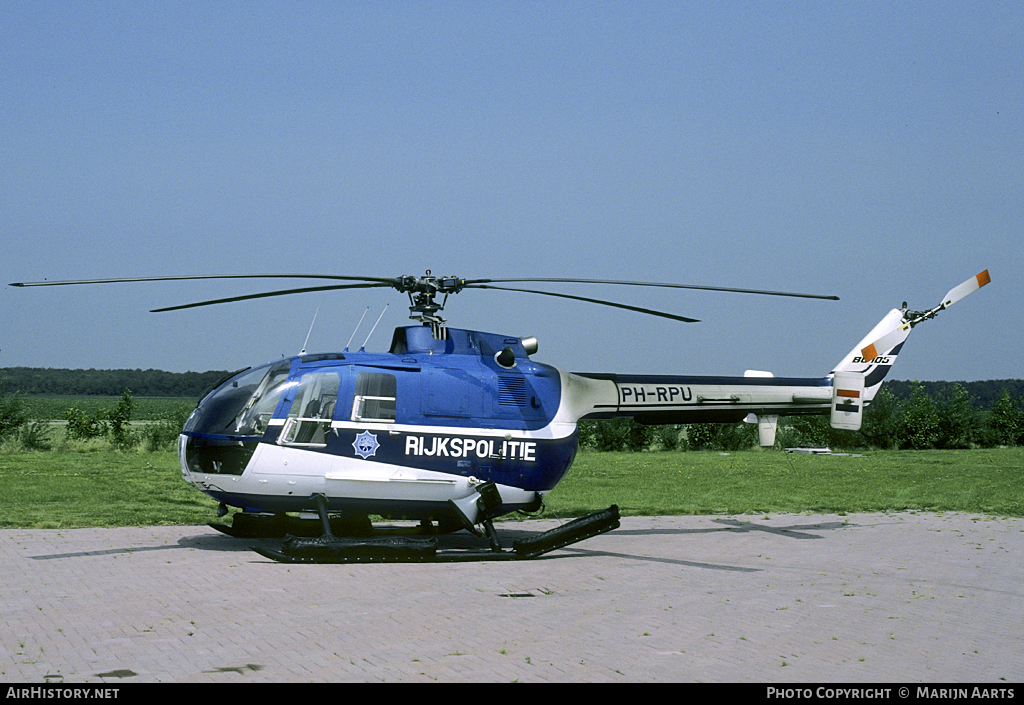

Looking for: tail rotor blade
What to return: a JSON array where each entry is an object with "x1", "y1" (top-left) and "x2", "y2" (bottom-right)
[
  {"x1": 860, "y1": 270, "x2": 991, "y2": 361},
  {"x1": 941, "y1": 269, "x2": 991, "y2": 309},
  {"x1": 860, "y1": 327, "x2": 910, "y2": 362}
]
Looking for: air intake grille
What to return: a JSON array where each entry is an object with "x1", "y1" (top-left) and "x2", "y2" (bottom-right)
[{"x1": 497, "y1": 376, "x2": 528, "y2": 407}]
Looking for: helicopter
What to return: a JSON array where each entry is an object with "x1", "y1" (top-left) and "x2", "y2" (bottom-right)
[{"x1": 10, "y1": 269, "x2": 990, "y2": 563}]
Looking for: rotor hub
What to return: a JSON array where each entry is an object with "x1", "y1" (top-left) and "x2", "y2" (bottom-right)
[{"x1": 397, "y1": 271, "x2": 466, "y2": 325}]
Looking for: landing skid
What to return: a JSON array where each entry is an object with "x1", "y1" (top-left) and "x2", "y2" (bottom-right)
[
  {"x1": 250, "y1": 505, "x2": 621, "y2": 564},
  {"x1": 209, "y1": 513, "x2": 436, "y2": 539},
  {"x1": 209, "y1": 509, "x2": 467, "y2": 540}
]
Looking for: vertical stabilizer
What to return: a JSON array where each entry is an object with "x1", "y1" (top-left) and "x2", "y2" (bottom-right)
[
  {"x1": 831, "y1": 308, "x2": 910, "y2": 405},
  {"x1": 828, "y1": 270, "x2": 990, "y2": 431}
]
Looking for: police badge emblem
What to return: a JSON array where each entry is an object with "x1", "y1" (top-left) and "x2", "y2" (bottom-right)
[{"x1": 352, "y1": 430, "x2": 380, "y2": 459}]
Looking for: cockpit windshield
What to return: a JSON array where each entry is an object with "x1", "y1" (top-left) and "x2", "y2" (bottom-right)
[{"x1": 185, "y1": 360, "x2": 293, "y2": 437}]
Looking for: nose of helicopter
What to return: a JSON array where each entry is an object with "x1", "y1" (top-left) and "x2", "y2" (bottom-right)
[{"x1": 178, "y1": 360, "x2": 293, "y2": 478}]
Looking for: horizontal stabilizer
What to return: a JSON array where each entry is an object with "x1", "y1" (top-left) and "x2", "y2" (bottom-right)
[{"x1": 830, "y1": 371, "x2": 866, "y2": 430}]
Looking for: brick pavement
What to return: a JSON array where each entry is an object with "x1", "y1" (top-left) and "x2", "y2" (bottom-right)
[{"x1": 1, "y1": 512, "x2": 1021, "y2": 683}]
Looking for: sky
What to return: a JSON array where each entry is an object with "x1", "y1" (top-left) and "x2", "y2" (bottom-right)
[{"x1": 2, "y1": 1, "x2": 1021, "y2": 382}]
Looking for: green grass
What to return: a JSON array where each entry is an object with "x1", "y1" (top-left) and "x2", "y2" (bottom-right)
[
  {"x1": 545, "y1": 447, "x2": 1024, "y2": 518},
  {"x1": 0, "y1": 450, "x2": 220, "y2": 528},
  {"x1": 0, "y1": 447, "x2": 1021, "y2": 529}
]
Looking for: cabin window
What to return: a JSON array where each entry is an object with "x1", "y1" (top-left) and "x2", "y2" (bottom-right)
[
  {"x1": 351, "y1": 372, "x2": 397, "y2": 423},
  {"x1": 279, "y1": 371, "x2": 340, "y2": 446}
]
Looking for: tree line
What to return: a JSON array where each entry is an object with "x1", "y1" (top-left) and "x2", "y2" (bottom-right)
[
  {"x1": 0, "y1": 367, "x2": 233, "y2": 398},
  {"x1": 881, "y1": 379, "x2": 1024, "y2": 411}
]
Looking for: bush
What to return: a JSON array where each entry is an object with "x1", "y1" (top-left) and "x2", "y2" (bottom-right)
[
  {"x1": 108, "y1": 389, "x2": 138, "y2": 450},
  {"x1": 624, "y1": 420, "x2": 655, "y2": 452},
  {"x1": 655, "y1": 424, "x2": 685, "y2": 451},
  {"x1": 989, "y1": 389, "x2": 1023, "y2": 446},
  {"x1": 936, "y1": 383, "x2": 979, "y2": 449},
  {"x1": 0, "y1": 390, "x2": 29, "y2": 441},
  {"x1": 581, "y1": 418, "x2": 655, "y2": 452},
  {"x1": 590, "y1": 418, "x2": 633, "y2": 451},
  {"x1": 63, "y1": 389, "x2": 143, "y2": 450},
  {"x1": 144, "y1": 401, "x2": 194, "y2": 451},
  {"x1": 862, "y1": 386, "x2": 902, "y2": 449},
  {"x1": 787, "y1": 416, "x2": 832, "y2": 448},
  {"x1": 686, "y1": 423, "x2": 720, "y2": 450},
  {"x1": 19, "y1": 421, "x2": 53, "y2": 451},
  {"x1": 718, "y1": 422, "x2": 758, "y2": 451},
  {"x1": 901, "y1": 381, "x2": 939, "y2": 450},
  {"x1": 65, "y1": 406, "x2": 108, "y2": 441},
  {"x1": 685, "y1": 422, "x2": 757, "y2": 451}
]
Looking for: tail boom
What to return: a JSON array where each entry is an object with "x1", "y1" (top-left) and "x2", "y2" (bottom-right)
[
  {"x1": 557, "y1": 270, "x2": 989, "y2": 446},
  {"x1": 565, "y1": 371, "x2": 833, "y2": 424}
]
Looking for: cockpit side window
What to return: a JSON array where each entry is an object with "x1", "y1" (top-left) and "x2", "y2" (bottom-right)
[
  {"x1": 351, "y1": 372, "x2": 397, "y2": 422},
  {"x1": 279, "y1": 370, "x2": 341, "y2": 447},
  {"x1": 233, "y1": 362, "x2": 292, "y2": 436}
]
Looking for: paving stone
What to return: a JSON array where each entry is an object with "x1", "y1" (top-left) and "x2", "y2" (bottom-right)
[{"x1": 1, "y1": 512, "x2": 1021, "y2": 682}]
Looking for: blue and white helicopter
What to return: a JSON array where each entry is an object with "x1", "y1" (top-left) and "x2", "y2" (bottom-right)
[{"x1": 11, "y1": 270, "x2": 990, "y2": 562}]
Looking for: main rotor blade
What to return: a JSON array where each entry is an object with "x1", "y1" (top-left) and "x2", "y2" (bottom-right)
[
  {"x1": 10, "y1": 274, "x2": 397, "y2": 287},
  {"x1": 150, "y1": 283, "x2": 394, "y2": 312},
  {"x1": 463, "y1": 277, "x2": 840, "y2": 301},
  {"x1": 465, "y1": 284, "x2": 700, "y2": 322}
]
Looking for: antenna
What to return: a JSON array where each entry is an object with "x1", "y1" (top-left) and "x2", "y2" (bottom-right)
[
  {"x1": 344, "y1": 307, "x2": 369, "y2": 352},
  {"x1": 360, "y1": 304, "x2": 389, "y2": 351},
  {"x1": 300, "y1": 308, "x2": 320, "y2": 355}
]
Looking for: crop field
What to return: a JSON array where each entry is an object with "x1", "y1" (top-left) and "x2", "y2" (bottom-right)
[
  {"x1": 0, "y1": 446, "x2": 1021, "y2": 530},
  {"x1": 20, "y1": 394, "x2": 196, "y2": 422}
]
